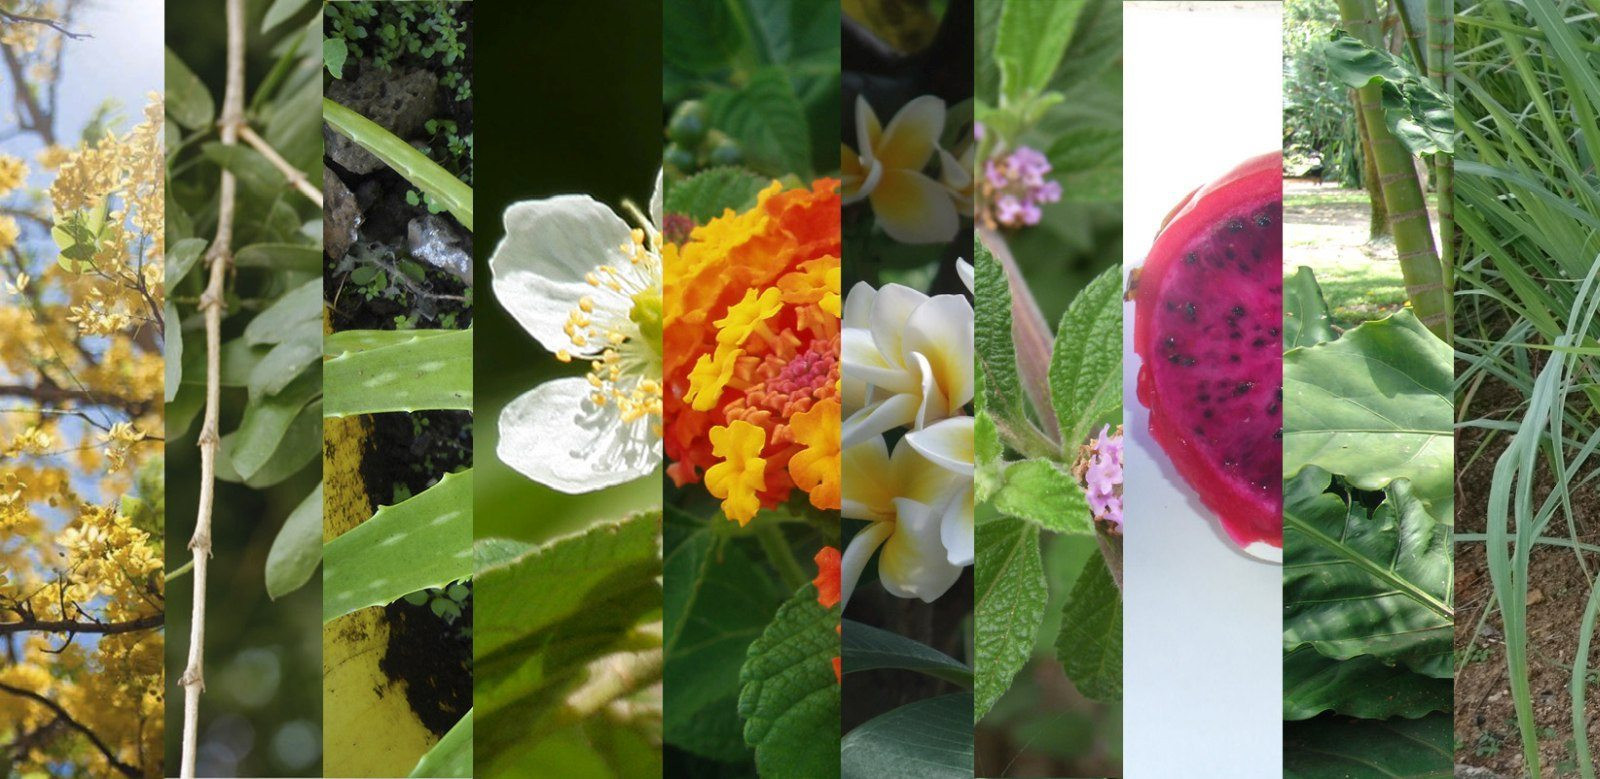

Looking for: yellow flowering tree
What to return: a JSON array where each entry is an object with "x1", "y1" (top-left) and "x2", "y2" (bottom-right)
[{"x1": 0, "y1": 6, "x2": 164, "y2": 777}]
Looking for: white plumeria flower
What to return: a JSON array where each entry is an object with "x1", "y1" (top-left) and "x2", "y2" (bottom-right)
[
  {"x1": 489, "y1": 171, "x2": 664, "y2": 493},
  {"x1": 905, "y1": 415, "x2": 974, "y2": 566},
  {"x1": 841, "y1": 435, "x2": 966, "y2": 604},
  {"x1": 840, "y1": 281, "x2": 974, "y2": 448},
  {"x1": 841, "y1": 94, "x2": 960, "y2": 244}
]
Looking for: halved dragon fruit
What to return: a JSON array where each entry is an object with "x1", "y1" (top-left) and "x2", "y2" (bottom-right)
[{"x1": 1132, "y1": 152, "x2": 1282, "y2": 561}]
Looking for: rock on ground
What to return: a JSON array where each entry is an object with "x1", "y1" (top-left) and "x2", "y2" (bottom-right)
[{"x1": 324, "y1": 64, "x2": 440, "y2": 175}]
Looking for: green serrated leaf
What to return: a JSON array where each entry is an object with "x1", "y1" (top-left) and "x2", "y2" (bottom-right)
[
  {"x1": 842, "y1": 619, "x2": 972, "y2": 687},
  {"x1": 409, "y1": 710, "x2": 471, "y2": 778},
  {"x1": 974, "y1": 245, "x2": 1026, "y2": 428},
  {"x1": 1047, "y1": 264, "x2": 1122, "y2": 445},
  {"x1": 707, "y1": 68, "x2": 811, "y2": 178},
  {"x1": 663, "y1": 0, "x2": 741, "y2": 74},
  {"x1": 265, "y1": 484, "x2": 322, "y2": 600},
  {"x1": 995, "y1": 0, "x2": 1085, "y2": 101},
  {"x1": 840, "y1": 693, "x2": 973, "y2": 779},
  {"x1": 974, "y1": 518, "x2": 1046, "y2": 722},
  {"x1": 1055, "y1": 552, "x2": 1121, "y2": 701},
  {"x1": 738, "y1": 584, "x2": 840, "y2": 778},
  {"x1": 992, "y1": 459, "x2": 1092, "y2": 535},
  {"x1": 165, "y1": 48, "x2": 215, "y2": 129},
  {"x1": 664, "y1": 166, "x2": 769, "y2": 223},
  {"x1": 323, "y1": 328, "x2": 472, "y2": 415},
  {"x1": 323, "y1": 469, "x2": 473, "y2": 623},
  {"x1": 1284, "y1": 266, "x2": 1336, "y2": 349}
]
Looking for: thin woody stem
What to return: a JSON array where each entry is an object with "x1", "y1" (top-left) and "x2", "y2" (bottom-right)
[
  {"x1": 238, "y1": 124, "x2": 322, "y2": 207},
  {"x1": 180, "y1": 0, "x2": 244, "y2": 776}
]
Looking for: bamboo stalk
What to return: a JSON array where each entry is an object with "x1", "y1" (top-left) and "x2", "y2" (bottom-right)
[
  {"x1": 179, "y1": 0, "x2": 244, "y2": 775},
  {"x1": 1425, "y1": 0, "x2": 1454, "y2": 335}
]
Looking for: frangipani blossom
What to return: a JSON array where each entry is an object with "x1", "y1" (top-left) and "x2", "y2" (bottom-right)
[
  {"x1": 841, "y1": 94, "x2": 960, "y2": 245},
  {"x1": 841, "y1": 435, "x2": 966, "y2": 604},
  {"x1": 905, "y1": 415, "x2": 974, "y2": 566},
  {"x1": 489, "y1": 171, "x2": 664, "y2": 493},
  {"x1": 840, "y1": 281, "x2": 974, "y2": 448}
]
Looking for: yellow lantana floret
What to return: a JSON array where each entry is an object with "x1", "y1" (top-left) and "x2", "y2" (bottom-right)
[{"x1": 705, "y1": 420, "x2": 768, "y2": 524}]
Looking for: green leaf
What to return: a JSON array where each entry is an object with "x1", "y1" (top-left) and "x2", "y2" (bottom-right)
[
  {"x1": 974, "y1": 409, "x2": 1001, "y2": 503},
  {"x1": 409, "y1": 710, "x2": 471, "y2": 778},
  {"x1": 1283, "y1": 712, "x2": 1451, "y2": 778},
  {"x1": 664, "y1": 166, "x2": 769, "y2": 223},
  {"x1": 740, "y1": 0, "x2": 839, "y2": 70},
  {"x1": 166, "y1": 237, "x2": 208, "y2": 290},
  {"x1": 663, "y1": 0, "x2": 741, "y2": 74},
  {"x1": 323, "y1": 37, "x2": 348, "y2": 80},
  {"x1": 262, "y1": 0, "x2": 313, "y2": 33},
  {"x1": 1282, "y1": 645, "x2": 1449, "y2": 721},
  {"x1": 244, "y1": 278, "x2": 321, "y2": 346},
  {"x1": 265, "y1": 484, "x2": 322, "y2": 600},
  {"x1": 1283, "y1": 468, "x2": 1452, "y2": 677},
  {"x1": 164, "y1": 303, "x2": 182, "y2": 403},
  {"x1": 324, "y1": 98, "x2": 473, "y2": 231},
  {"x1": 234, "y1": 243, "x2": 321, "y2": 274},
  {"x1": 219, "y1": 400, "x2": 321, "y2": 488},
  {"x1": 840, "y1": 694, "x2": 973, "y2": 779},
  {"x1": 974, "y1": 245, "x2": 1026, "y2": 429},
  {"x1": 995, "y1": 0, "x2": 1085, "y2": 101},
  {"x1": 475, "y1": 514, "x2": 660, "y2": 760},
  {"x1": 706, "y1": 68, "x2": 811, "y2": 178},
  {"x1": 738, "y1": 584, "x2": 840, "y2": 778},
  {"x1": 226, "y1": 370, "x2": 318, "y2": 480},
  {"x1": 664, "y1": 513, "x2": 783, "y2": 762},
  {"x1": 1284, "y1": 265, "x2": 1336, "y2": 349},
  {"x1": 1054, "y1": 552, "x2": 1121, "y2": 702},
  {"x1": 991, "y1": 459, "x2": 1092, "y2": 535},
  {"x1": 323, "y1": 328, "x2": 472, "y2": 415},
  {"x1": 202, "y1": 142, "x2": 288, "y2": 197},
  {"x1": 323, "y1": 469, "x2": 473, "y2": 623},
  {"x1": 1047, "y1": 264, "x2": 1122, "y2": 445},
  {"x1": 1322, "y1": 31, "x2": 1453, "y2": 156},
  {"x1": 249, "y1": 332, "x2": 321, "y2": 398},
  {"x1": 1283, "y1": 308, "x2": 1453, "y2": 517},
  {"x1": 1045, "y1": 123, "x2": 1121, "y2": 204},
  {"x1": 973, "y1": 518, "x2": 1046, "y2": 722},
  {"x1": 165, "y1": 48, "x2": 215, "y2": 129},
  {"x1": 841, "y1": 619, "x2": 973, "y2": 687}
]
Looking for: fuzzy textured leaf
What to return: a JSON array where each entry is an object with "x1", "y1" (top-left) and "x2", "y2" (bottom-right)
[
  {"x1": 973, "y1": 517, "x2": 1047, "y2": 721},
  {"x1": 1047, "y1": 264, "x2": 1122, "y2": 445},
  {"x1": 706, "y1": 68, "x2": 811, "y2": 178},
  {"x1": 1055, "y1": 552, "x2": 1121, "y2": 701},
  {"x1": 992, "y1": 459, "x2": 1092, "y2": 535},
  {"x1": 663, "y1": 166, "x2": 769, "y2": 224}
]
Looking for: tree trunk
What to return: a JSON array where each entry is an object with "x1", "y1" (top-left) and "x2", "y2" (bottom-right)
[{"x1": 1337, "y1": 0, "x2": 1449, "y2": 339}]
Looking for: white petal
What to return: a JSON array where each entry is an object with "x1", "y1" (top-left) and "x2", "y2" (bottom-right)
[
  {"x1": 842, "y1": 281, "x2": 877, "y2": 329},
  {"x1": 932, "y1": 479, "x2": 974, "y2": 567},
  {"x1": 905, "y1": 416, "x2": 974, "y2": 476},
  {"x1": 842, "y1": 327, "x2": 916, "y2": 394},
  {"x1": 903, "y1": 294, "x2": 974, "y2": 413},
  {"x1": 650, "y1": 169, "x2": 663, "y2": 229},
  {"x1": 955, "y1": 258, "x2": 974, "y2": 296},
  {"x1": 878, "y1": 498, "x2": 964, "y2": 602},
  {"x1": 841, "y1": 392, "x2": 919, "y2": 449},
  {"x1": 868, "y1": 283, "x2": 929, "y2": 370},
  {"x1": 497, "y1": 378, "x2": 659, "y2": 493},
  {"x1": 491, "y1": 196, "x2": 633, "y2": 353},
  {"x1": 841, "y1": 521, "x2": 893, "y2": 607}
]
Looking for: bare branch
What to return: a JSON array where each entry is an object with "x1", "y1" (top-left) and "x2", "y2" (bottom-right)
[
  {"x1": 238, "y1": 124, "x2": 322, "y2": 207},
  {"x1": 0, "y1": 612, "x2": 162, "y2": 636},
  {"x1": 0, "y1": 9, "x2": 89, "y2": 40},
  {"x1": 0, "y1": 683, "x2": 138, "y2": 777}
]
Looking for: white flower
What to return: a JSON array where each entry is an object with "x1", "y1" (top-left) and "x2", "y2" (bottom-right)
[
  {"x1": 489, "y1": 171, "x2": 664, "y2": 493},
  {"x1": 840, "y1": 281, "x2": 974, "y2": 448},
  {"x1": 841, "y1": 94, "x2": 961, "y2": 244},
  {"x1": 905, "y1": 415, "x2": 974, "y2": 566},
  {"x1": 840, "y1": 435, "x2": 967, "y2": 604}
]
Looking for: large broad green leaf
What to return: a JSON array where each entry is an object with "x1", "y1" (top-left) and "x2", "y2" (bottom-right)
[
  {"x1": 474, "y1": 513, "x2": 661, "y2": 760},
  {"x1": 663, "y1": 166, "x2": 768, "y2": 224},
  {"x1": 165, "y1": 48, "x2": 214, "y2": 129},
  {"x1": 974, "y1": 246, "x2": 1026, "y2": 431},
  {"x1": 973, "y1": 518, "x2": 1047, "y2": 722},
  {"x1": 1047, "y1": 264, "x2": 1121, "y2": 446},
  {"x1": 840, "y1": 694, "x2": 974, "y2": 779},
  {"x1": 991, "y1": 459, "x2": 1092, "y2": 535},
  {"x1": 244, "y1": 278, "x2": 321, "y2": 346},
  {"x1": 739, "y1": 0, "x2": 839, "y2": 71},
  {"x1": 1283, "y1": 712, "x2": 1451, "y2": 778},
  {"x1": 663, "y1": 0, "x2": 742, "y2": 75},
  {"x1": 1054, "y1": 552, "x2": 1120, "y2": 702},
  {"x1": 1284, "y1": 266, "x2": 1336, "y2": 349},
  {"x1": 323, "y1": 329, "x2": 472, "y2": 416},
  {"x1": 706, "y1": 67, "x2": 811, "y2": 178},
  {"x1": 995, "y1": 0, "x2": 1085, "y2": 102},
  {"x1": 1282, "y1": 309, "x2": 1453, "y2": 517},
  {"x1": 322, "y1": 469, "x2": 473, "y2": 623},
  {"x1": 1282, "y1": 645, "x2": 1449, "y2": 721},
  {"x1": 1322, "y1": 31, "x2": 1453, "y2": 156},
  {"x1": 737, "y1": 583, "x2": 840, "y2": 778},
  {"x1": 1283, "y1": 468, "x2": 1452, "y2": 677},
  {"x1": 841, "y1": 619, "x2": 973, "y2": 687},
  {"x1": 324, "y1": 98, "x2": 473, "y2": 231},
  {"x1": 264, "y1": 484, "x2": 322, "y2": 600},
  {"x1": 664, "y1": 511, "x2": 783, "y2": 763},
  {"x1": 218, "y1": 399, "x2": 320, "y2": 488},
  {"x1": 226, "y1": 369, "x2": 319, "y2": 480},
  {"x1": 409, "y1": 710, "x2": 471, "y2": 778}
]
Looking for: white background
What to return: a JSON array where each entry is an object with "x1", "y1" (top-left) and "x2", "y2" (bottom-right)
[{"x1": 1123, "y1": 3, "x2": 1283, "y2": 776}]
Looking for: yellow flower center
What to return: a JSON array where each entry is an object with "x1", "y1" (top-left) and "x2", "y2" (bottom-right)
[{"x1": 555, "y1": 227, "x2": 664, "y2": 426}]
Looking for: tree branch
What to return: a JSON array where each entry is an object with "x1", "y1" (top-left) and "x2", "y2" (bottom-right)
[
  {"x1": 238, "y1": 124, "x2": 322, "y2": 207},
  {"x1": 181, "y1": 1, "x2": 245, "y2": 776},
  {"x1": 0, "y1": 383, "x2": 147, "y2": 415},
  {"x1": 0, "y1": 683, "x2": 138, "y2": 777},
  {"x1": 0, "y1": 612, "x2": 162, "y2": 636},
  {"x1": 0, "y1": 9, "x2": 89, "y2": 40}
]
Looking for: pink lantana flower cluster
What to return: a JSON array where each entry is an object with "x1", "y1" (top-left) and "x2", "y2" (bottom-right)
[
  {"x1": 1074, "y1": 424, "x2": 1124, "y2": 533},
  {"x1": 978, "y1": 140, "x2": 1062, "y2": 230}
]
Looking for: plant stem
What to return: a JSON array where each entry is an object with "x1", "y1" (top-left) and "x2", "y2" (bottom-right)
[
  {"x1": 238, "y1": 124, "x2": 322, "y2": 207},
  {"x1": 166, "y1": 559, "x2": 194, "y2": 581},
  {"x1": 180, "y1": 0, "x2": 243, "y2": 776},
  {"x1": 756, "y1": 521, "x2": 809, "y2": 592}
]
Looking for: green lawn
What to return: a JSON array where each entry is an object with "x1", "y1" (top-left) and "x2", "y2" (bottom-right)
[{"x1": 1283, "y1": 184, "x2": 1421, "y2": 330}]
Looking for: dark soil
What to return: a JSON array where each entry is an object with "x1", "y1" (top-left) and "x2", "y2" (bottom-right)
[
  {"x1": 1454, "y1": 373, "x2": 1600, "y2": 776},
  {"x1": 380, "y1": 592, "x2": 473, "y2": 737}
]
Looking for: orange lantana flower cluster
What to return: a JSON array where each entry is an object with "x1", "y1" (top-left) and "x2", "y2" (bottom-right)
[{"x1": 664, "y1": 179, "x2": 842, "y2": 524}]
